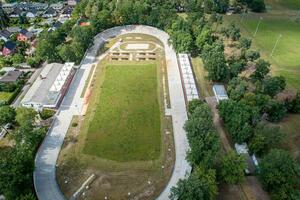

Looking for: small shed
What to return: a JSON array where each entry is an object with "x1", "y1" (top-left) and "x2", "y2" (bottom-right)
[{"x1": 213, "y1": 84, "x2": 228, "y2": 103}]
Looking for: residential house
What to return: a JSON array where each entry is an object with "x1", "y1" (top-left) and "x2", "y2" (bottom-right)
[
  {"x1": 50, "y1": 2, "x2": 64, "y2": 11},
  {"x1": 42, "y1": 7, "x2": 57, "y2": 18},
  {"x1": 1, "y1": 3, "x2": 17, "y2": 13},
  {"x1": 66, "y1": 0, "x2": 80, "y2": 6},
  {"x1": 2, "y1": 41, "x2": 16, "y2": 56},
  {"x1": 48, "y1": 21, "x2": 63, "y2": 32},
  {"x1": 19, "y1": 2, "x2": 48, "y2": 11},
  {"x1": 26, "y1": 9, "x2": 39, "y2": 18},
  {"x1": 17, "y1": 29, "x2": 34, "y2": 42},
  {"x1": 9, "y1": 7, "x2": 23, "y2": 18},
  {"x1": 6, "y1": 27, "x2": 21, "y2": 34},
  {"x1": 0, "y1": 30, "x2": 12, "y2": 42},
  {"x1": 60, "y1": 6, "x2": 73, "y2": 18}
]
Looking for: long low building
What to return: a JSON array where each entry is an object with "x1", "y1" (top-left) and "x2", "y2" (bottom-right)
[
  {"x1": 21, "y1": 62, "x2": 75, "y2": 111},
  {"x1": 178, "y1": 53, "x2": 199, "y2": 102}
]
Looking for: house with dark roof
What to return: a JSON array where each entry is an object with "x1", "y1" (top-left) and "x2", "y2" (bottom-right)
[
  {"x1": 48, "y1": 21, "x2": 63, "y2": 32},
  {"x1": 0, "y1": 71, "x2": 23, "y2": 83},
  {"x1": 9, "y1": 7, "x2": 23, "y2": 18},
  {"x1": 50, "y1": 2, "x2": 64, "y2": 11},
  {"x1": 2, "y1": 41, "x2": 16, "y2": 56},
  {"x1": 42, "y1": 7, "x2": 57, "y2": 18},
  {"x1": 0, "y1": 30, "x2": 12, "y2": 42},
  {"x1": 17, "y1": 29, "x2": 34, "y2": 42},
  {"x1": 60, "y1": 6, "x2": 73, "y2": 18}
]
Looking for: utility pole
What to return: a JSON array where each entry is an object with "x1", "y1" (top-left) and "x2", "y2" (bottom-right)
[
  {"x1": 253, "y1": 17, "x2": 263, "y2": 37},
  {"x1": 240, "y1": 9, "x2": 246, "y2": 23},
  {"x1": 270, "y1": 34, "x2": 282, "y2": 57}
]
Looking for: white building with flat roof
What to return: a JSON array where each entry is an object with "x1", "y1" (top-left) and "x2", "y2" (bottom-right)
[
  {"x1": 21, "y1": 62, "x2": 75, "y2": 111},
  {"x1": 213, "y1": 84, "x2": 229, "y2": 103}
]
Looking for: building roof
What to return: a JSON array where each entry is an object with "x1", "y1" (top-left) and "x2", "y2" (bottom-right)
[
  {"x1": 178, "y1": 53, "x2": 199, "y2": 101},
  {"x1": 213, "y1": 84, "x2": 228, "y2": 102},
  {"x1": 62, "y1": 6, "x2": 73, "y2": 15},
  {"x1": 4, "y1": 41, "x2": 16, "y2": 51},
  {"x1": 19, "y1": 29, "x2": 34, "y2": 38},
  {"x1": 10, "y1": 7, "x2": 22, "y2": 15},
  {"x1": 0, "y1": 30, "x2": 12, "y2": 39},
  {"x1": 44, "y1": 7, "x2": 57, "y2": 15},
  {"x1": 21, "y1": 62, "x2": 74, "y2": 106},
  {"x1": 0, "y1": 67, "x2": 16, "y2": 72},
  {"x1": 53, "y1": 21, "x2": 62, "y2": 28},
  {"x1": 0, "y1": 71, "x2": 22, "y2": 83},
  {"x1": 6, "y1": 27, "x2": 21, "y2": 33}
]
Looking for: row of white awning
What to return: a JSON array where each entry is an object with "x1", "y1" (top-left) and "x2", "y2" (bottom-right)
[
  {"x1": 178, "y1": 54, "x2": 199, "y2": 101},
  {"x1": 50, "y1": 62, "x2": 74, "y2": 92}
]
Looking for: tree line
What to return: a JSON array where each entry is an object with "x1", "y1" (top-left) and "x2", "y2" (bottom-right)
[{"x1": 0, "y1": 106, "x2": 48, "y2": 200}]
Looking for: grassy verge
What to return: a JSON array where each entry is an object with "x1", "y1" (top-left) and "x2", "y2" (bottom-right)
[
  {"x1": 0, "y1": 92, "x2": 13, "y2": 102},
  {"x1": 191, "y1": 57, "x2": 214, "y2": 98},
  {"x1": 80, "y1": 64, "x2": 95, "y2": 98}
]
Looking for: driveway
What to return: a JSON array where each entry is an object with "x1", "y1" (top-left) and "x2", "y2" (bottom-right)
[{"x1": 34, "y1": 25, "x2": 190, "y2": 200}]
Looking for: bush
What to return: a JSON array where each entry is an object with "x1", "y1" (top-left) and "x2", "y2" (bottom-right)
[
  {"x1": 72, "y1": 122, "x2": 78, "y2": 127},
  {"x1": 39, "y1": 109, "x2": 56, "y2": 120}
]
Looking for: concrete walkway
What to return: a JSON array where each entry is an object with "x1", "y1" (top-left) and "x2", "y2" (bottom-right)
[{"x1": 34, "y1": 25, "x2": 190, "y2": 200}]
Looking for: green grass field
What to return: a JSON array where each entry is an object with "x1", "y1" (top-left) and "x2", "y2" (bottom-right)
[
  {"x1": 224, "y1": 14, "x2": 300, "y2": 90},
  {"x1": 272, "y1": 0, "x2": 300, "y2": 9},
  {"x1": 0, "y1": 92, "x2": 12, "y2": 102},
  {"x1": 83, "y1": 64, "x2": 161, "y2": 162}
]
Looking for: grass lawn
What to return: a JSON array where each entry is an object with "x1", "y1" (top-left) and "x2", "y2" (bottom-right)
[
  {"x1": 191, "y1": 57, "x2": 214, "y2": 98},
  {"x1": 83, "y1": 64, "x2": 161, "y2": 162},
  {"x1": 0, "y1": 92, "x2": 12, "y2": 102},
  {"x1": 270, "y1": 0, "x2": 300, "y2": 9},
  {"x1": 279, "y1": 114, "x2": 300, "y2": 160},
  {"x1": 224, "y1": 14, "x2": 300, "y2": 90}
]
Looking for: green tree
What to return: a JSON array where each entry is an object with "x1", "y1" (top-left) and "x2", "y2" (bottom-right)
[
  {"x1": 249, "y1": 123, "x2": 284, "y2": 156},
  {"x1": 262, "y1": 76, "x2": 286, "y2": 97},
  {"x1": 221, "y1": 22, "x2": 241, "y2": 41},
  {"x1": 220, "y1": 151, "x2": 246, "y2": 184},
  {"x1": 219, "y1": 100, "x2": 259, "y2": 143},
  {"x1": 265, "y1": 99, "x2": 287, "y2": 122},
  {"x1": 286, "y1": 92, "x2": 300, "y2": 113},
  {"x1": 16, "y1": 107, "x2": 36, "y2": 128},
  {"x1": 187, "y1": 131, "x2": 220, "y2": 167},
  {"x1": 0, "y1": 106, "x2": 16, "y2": 130},
  {"x1": 170, "y1": 165, "x2": 218, "y2": 200},
  {"x1": 184, "y1": 104, "x2": 214, "y2": 139},
  {"x1": 187, "y1": 99, "x2": 204, "y2": 116},
  {"x1": 202, "y1": 42, "x2": 229, "y2": 82},
  {"x1": 249, "y1": 0, "x2": 265, "y2": 12},
  {"x1": 239, "y1": 37, "x2": 252, "y2": 49},
  {"x1": 251, "y1": 59, "x2": 270, "y2": 81},
  {"x1": 245, "y1": 50, "x2": 260, "y2": 61},
  {"x1": 0, "y1": 6, "x2": 9, "y2": 29},
  {"x1": 259, "y1": 149, "x2": 300, "y2": 200},
  {"x1": 195, "y1": 27, "x2": 213, "y2": 52},
  {"x1": 227, "y1": 77, "x2": 248, "y2": 101}
]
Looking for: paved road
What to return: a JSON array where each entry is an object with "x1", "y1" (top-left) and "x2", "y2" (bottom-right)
[{"x1": 34, "y1": 25, "x2": 190, "y2": 200}]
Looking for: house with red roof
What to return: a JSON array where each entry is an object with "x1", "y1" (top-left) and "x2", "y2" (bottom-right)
[{"x1": 2, "y1": 41, "x2": 16, "y2": 56}]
